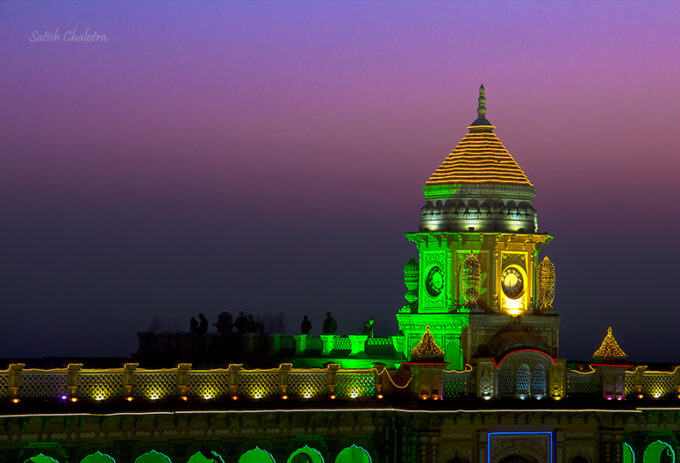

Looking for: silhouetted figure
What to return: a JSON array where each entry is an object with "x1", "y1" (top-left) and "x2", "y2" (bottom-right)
[
  {"x1": 198, "y1": 313, "x2": 209, "y2": 335},
  {"x1": 300, "y1": 315, "x2": 312, "y2": 334},
  {"x1": 322, "y1": 312, "x2": 337, "y2": 335},
  {"x1": 214, "y1": 311, "x2": 233, "y2": 335},
  {"x1": 363, "y1": 318, "x2": 375, "y2": 338},
  {"x1": 190, "y1": 317, "x2": 199, "y2": 334},
  {"x1": 247, "y1": 314, "x2": 257, "y2": 333},
  {"x1": 255, "y1": 315, "x2": 265, "y2": 334},
  {"x1": 236, "y1": 311, "x2": 248, "y2": 334}
]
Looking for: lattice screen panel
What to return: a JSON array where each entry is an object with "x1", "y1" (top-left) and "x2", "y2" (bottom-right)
[
  {"x1": 306, "y1": 337, "x2": 322, "y2": 351},
  {"x1": 187, "y1": 370, "x2": 230, "y2": 399},
  {"x1": 0, "y1": 372, "x2": 8, "y2": 398},
  {"x1": 335, "y1": 372, "x2": 375, "y2": 398},
  {"x1": 624, "y1": 372, "x2": 636, "y2": 396},
  {"x1": 238, "y1": 371, "x2": 279, "y2": 399},
  {"x1": 279, "y1": 336, "x2": 295, "y2": 350},
  {"x1": 21, "y1": 371, "x2": 68, "y2": 398},
  {"x1": 77, "y1": 371, "x2": 125, "y2": 400},
  {"x1": 442, "y1": 371, "x2": 470, "y2": 399},
  {"x1": 499, "y1": 366, "x2": 513, "y2": 395},
  {"x1": 642, "y1": 373, "x2": 674, "y2": 398},
  {"x1": 132, "y1": 371, "x2": 177, "y2": 400},
  {"x1": 334, "y1": 337, "x2": 351, "y2": 352},
  {"x1": 516, "y1": 365, "x2": 530, "y2": 395},
  {"x1": 567, "y1": 371, "x2": 596, "y2": 396},
  {"x1": 531, "y1": 365, "x2": 546, "y2": 395},
  {"x1": 287, "y1": 371, "x2": 327, "y2": 399},
  {"x1": 365, "y1": 338, "x2": 395, "y2": 356}
]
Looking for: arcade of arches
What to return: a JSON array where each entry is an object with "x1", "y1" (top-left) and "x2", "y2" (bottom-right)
[{"x1": 26, "y1": 445, "x2": 372, "y2": 463}]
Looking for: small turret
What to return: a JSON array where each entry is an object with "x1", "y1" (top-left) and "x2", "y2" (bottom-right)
[
  {"x1": 411, "y1": 325, "x2": 445, "y2": 363},
  {"x1": 402, "y1": 255, "x2": 419, "y2": 309},
  {"x1": 593, "y1": 327, "x2": 627, "y2": 363}
]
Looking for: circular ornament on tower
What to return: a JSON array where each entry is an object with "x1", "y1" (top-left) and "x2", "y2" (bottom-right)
[
  {"x1": 425, "y1": 266, "x2": 444, "y2": 297},
  {"x1": 501, "y1": 267, "x2": 524, "y2": 298}
]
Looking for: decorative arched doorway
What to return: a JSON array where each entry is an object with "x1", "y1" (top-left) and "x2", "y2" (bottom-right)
[
  {"x1": 335, "y1": 445, "x2": 371, "y2": 463},
  {"x1": 26, "y1": 456, "x2": 60, "y2": 463},
  {"x1": 81, "y1": 452, "x2": 116, "y2": 463},
  {"x1": 623, "y1": 442, "x2": 635, "y2": 463},
  {"x1": 239, "y1": 448, "x2": 276, "y2": 463},
  {"x1": 288, "y1": 446, "x2": 324, "y2": 463},
  {"x1": 643, "y1": 440, "x2": 675, "y2": 463}
]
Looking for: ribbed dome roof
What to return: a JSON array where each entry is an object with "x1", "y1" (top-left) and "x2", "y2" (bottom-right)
[
  {"x1": 403, "y1": 255, "x2": 418, "y2": 276},
  {"x1": 426, "y1": 86, "x2": 533, "y2": 187}
]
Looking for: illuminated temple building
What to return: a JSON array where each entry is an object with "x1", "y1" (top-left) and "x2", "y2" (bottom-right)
[{"x1": 8, "y1": 87, "x2": 680, "y2": 463}]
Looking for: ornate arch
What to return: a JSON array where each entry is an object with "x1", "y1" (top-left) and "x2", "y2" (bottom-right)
[
  {"x1": 335, "y1": 445, "x2": 371, "y2": 463},
  {"x1": 239, "y1": 447, "x2": 276, "y2": 463},
  {"x1": 187, "y1": 451, "x2": 225, "y2": 463},
  {"x1": 515, "y1": 364, "x2": 530, "y2": 397},
  {"x1": 25, "y1": 455, "x2": 60, "y2": 463},
  {"x1": 81, "y1": 452, "x2": 116, "y2": 463},
  {"x1": 623, "y1": 442, "x2": 635, "y2": 463},
  {"x1": 134, "y1": 450, "x2": 173, "y2": 463},
  {"x1": 288, "y1": 446, "x2": 324, "y2": 463},
  {"x1": 643, "y1": 440, "x2": 675, "y2": 463}
]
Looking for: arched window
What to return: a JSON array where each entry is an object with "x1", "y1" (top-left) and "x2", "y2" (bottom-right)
[
  {"x1": 499, "y1": 365, "x2": 514, "y2": 395},
  {"x1": 643, "y1": 440, "x2": 675, "y2": 463},
  {"x1": 335, "y1": 445, "x2": 371, "y2": 463},
  {"x1": 288, "y1": 446, "x2": 324, "y2": 463},
  {"x1": 188, "y1": 451, "x2": 225, "y2": 463},
  {"x1": 623, "y1": 442, "x2": 635, "y2": 463},
  {"x1": 239, "y1": 448, "x2": 276, "y2": 463},
  {"x1": 26, "y1": 456, "x2": 60, "y2": 463},
  {"x1": 531, "y1": 364, "x2": 546, "y2": 397},
  {"x1": 81, "y1": 452, "x2": 116, "y2": 463},
  {"x1": 516, "y1": 364, "x2": 530, "y2": 397},
  {"x1": 134, "y1": 450, "x2": 172, "y2": 463}
]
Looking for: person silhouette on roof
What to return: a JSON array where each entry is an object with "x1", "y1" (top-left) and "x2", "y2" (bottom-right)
[
  {"x1": 301, "y1": 315, "x2": 312, "y2": 335},
  {"x1": 322, "y1": 312, "x2": 337, "y2": 335}
]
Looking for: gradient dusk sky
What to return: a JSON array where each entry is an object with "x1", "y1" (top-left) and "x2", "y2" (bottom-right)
[{"x1": 1, "y1": 1, "x2": 680, "y2": 361}]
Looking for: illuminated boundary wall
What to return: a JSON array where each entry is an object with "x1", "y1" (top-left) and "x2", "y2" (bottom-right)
[
  {"x1": 2, "y1": 361, "x2": 680, "y2": 403},
  {"x1": 26, "y1": 444, "x2": 373, "y2": 463}
]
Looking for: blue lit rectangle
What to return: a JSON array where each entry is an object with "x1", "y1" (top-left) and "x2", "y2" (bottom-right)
[{"x1": 487, "y1": 431, "x2": 553, "y2": 463}]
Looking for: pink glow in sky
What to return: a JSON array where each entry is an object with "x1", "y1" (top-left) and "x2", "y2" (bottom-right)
[{"x1": 1, "y1": 1, "x2": 679, "y2": 360}]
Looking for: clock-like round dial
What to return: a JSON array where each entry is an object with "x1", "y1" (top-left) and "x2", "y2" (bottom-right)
[
  {"x1": 425, "y1": 266, "x2": 444, "y2": 297},
  {"x1": 501, "y1": 267, "x2": 524, "y2": 298}
]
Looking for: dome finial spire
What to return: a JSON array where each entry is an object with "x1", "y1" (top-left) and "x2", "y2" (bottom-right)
[
  {"x1": 477, "y1": 84, "x2": 486, "y2": 119},
  {"x1": 470, "y1": 84, "x2": 492, "y2": 127}
]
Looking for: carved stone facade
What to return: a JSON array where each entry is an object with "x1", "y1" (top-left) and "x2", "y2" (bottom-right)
[{"x1": 9, "y1": 408, "x2": 680, "y2": 463}]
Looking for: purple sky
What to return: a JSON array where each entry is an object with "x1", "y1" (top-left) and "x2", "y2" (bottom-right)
[{"x1": 1, "y1": 1, "x2": 680, "y2": 361}]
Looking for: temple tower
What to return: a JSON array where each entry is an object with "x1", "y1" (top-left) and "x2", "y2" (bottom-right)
[{"x1": 397, "y1": 86, "x2": 559, "y2": 368}]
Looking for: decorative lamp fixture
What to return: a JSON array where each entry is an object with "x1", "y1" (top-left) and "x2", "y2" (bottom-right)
[
  {"x1": 536, "y1": 256, "x2": 556, "y2": 310},
  {"x1": 593, "y1": 327, "x2": 627, "y2": 363},
  {"x1": 462, "y1": 253, "x2": 481, "y2": 307}
]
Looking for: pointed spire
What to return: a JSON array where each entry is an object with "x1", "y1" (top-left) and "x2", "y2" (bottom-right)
[
  {"x1": 471, "y1": 84, "x2": 492, "y2": 127},
  {"x1": 410, "y1": 325, "x2": 445, "y2": 362},
  {"x1": 477, "y1": 85, "x2": 486, "y2": 118},
  {"x1": 593, "y1": 327, "x2": 627, "y2": 363}
]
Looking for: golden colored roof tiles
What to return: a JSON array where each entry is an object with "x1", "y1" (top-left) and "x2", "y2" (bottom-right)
[{"x1": 426, "y1": 126, "x2": 533, "y2": 187}]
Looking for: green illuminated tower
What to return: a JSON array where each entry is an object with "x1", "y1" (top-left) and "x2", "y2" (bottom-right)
[{"x1": 397, "y1": 86, "x2": 557, "y2": 368}]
